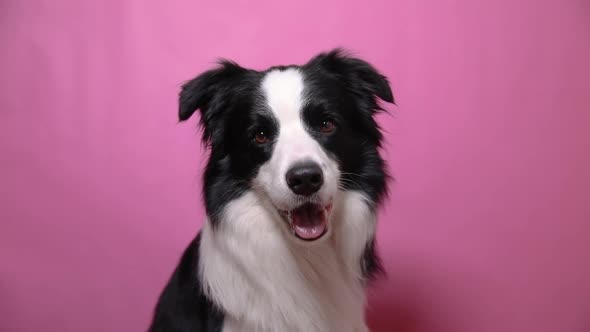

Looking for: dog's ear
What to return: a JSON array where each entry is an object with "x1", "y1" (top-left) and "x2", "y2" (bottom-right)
[
  {"x1": 307, "y1": 49, "x2": 394, "y2": 106},
  {"x1": 178, "y1": 60, "x2": 247, "y2": 144}
]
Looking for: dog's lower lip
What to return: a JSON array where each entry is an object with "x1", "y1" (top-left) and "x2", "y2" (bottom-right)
[{"x1": 293, "y1": 227, "x2": 327, "y2": 241}]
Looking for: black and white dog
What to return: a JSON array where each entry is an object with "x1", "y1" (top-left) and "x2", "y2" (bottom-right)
[{"x1": 149, "y1": 49, "x2": 394, "y2": 332}]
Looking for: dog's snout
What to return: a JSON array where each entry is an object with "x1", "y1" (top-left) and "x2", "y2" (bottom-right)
[{"x1": 286, "y1": 162, "x2": 323, "y2": 196}]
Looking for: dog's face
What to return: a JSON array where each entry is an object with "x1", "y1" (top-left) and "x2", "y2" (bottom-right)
[{"x1": 179, "y1": 50, "x2": 393, "y2": 243}]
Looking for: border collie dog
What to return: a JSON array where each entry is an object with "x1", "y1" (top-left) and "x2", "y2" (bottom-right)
[{"x1": 149, "y1": 49, "x2": 394, "y2": 332}]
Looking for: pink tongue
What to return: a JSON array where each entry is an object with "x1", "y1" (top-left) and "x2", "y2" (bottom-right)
[{"x1": 291, "y1": 205, "x2": 326, "y2": 240}]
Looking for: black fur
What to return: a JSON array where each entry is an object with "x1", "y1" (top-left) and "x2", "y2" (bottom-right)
[
  {"x1": 149, "y1": 49, "x2": 394, "y2": 331},
  {"x1": 148, "y1": 234, "x2": 224, "y2": 332},
  {"x1": 302, "y1": 49, "x2": 393, "y2": 206}
]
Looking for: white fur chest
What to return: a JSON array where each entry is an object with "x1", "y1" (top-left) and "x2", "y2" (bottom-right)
[{"x1": 199, "y1": 190, "x2": 376, "y2": 332}]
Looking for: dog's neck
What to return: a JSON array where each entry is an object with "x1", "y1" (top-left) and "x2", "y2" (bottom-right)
[{"x1": 199, "y1": 190, "x2": 375, "y2": 332}]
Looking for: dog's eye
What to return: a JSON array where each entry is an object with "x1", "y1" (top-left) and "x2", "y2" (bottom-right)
[
  {"x1": 319, "y1": 119, "x2": 335, "y2": 134},
  {"x1": 254, "y1": 131, "x2": 269, "y2": 144}
]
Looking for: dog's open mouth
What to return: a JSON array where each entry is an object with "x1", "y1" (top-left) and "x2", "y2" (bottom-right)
[{"x1": 281, "y1": 202, "x2": 332, "y2": 241}]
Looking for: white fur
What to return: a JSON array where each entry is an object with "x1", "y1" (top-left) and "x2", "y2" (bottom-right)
[
  {"x1": 198, "y1": 69, "x2": 376, "y2": 331},
  {"x1": 256, "y1": 69, "x2": 339, "y2": 212},
  {"x1": 199, "y1": 190, "x2": 375, "y2": 332}
]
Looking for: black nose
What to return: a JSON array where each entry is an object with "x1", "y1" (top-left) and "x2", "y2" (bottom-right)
[{"x1": 286, "y1": 162, "x2": 324, "y2": 196}]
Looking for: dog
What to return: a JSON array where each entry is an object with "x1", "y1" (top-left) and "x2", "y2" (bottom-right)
[{"x1": 148, "y1": 49, "x2": 394, "y2": 332}]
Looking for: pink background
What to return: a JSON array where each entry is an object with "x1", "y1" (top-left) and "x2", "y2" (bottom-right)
[{"x1": 1, "y1": 0, "x2": 589, "y2": 331}]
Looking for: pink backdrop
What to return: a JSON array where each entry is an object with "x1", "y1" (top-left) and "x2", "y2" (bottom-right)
[{"x1": 1, "y1": 0, "x2": 589, "y2": 331}]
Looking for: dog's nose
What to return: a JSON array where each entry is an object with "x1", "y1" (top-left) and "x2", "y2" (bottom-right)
[{"x1": 286, "y1": 162, "x2": 324, "y2": 196}]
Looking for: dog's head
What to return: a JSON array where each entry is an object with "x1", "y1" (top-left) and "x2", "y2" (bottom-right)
[{"x1": 179, "y1": 49, "x2": 394, "y2": 243}]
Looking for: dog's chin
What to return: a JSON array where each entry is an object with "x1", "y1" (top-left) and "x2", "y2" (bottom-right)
[{"x1": 276, "y1": 200, "x2": 333, "y2": 243}]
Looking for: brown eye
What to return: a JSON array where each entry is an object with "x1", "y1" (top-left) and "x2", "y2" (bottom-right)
[
  {"x1": 254, "y1": 131, "x2": 268, "y2": 144},
  {"x1": 320, "y1": 119, "x2": 335, "y2": 133}
]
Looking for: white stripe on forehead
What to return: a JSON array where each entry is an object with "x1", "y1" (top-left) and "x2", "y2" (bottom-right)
[
  {"x1": 259, "y1": 67, "x2": 322, "y2": 177},
  {"x1": 261, "y1": 68, "x2": 305, "y2": 123},
  {"x1": 254, "y1": 67, "x2": 340, "y2": 217}
]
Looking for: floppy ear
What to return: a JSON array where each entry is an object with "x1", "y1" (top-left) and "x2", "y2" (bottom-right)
[
  {"x1": 178, "y1": 60, "x2": 246, "y2": 144},
  {"x1": 307, "y1": 49, "x2": 394, "y2": 106}
]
